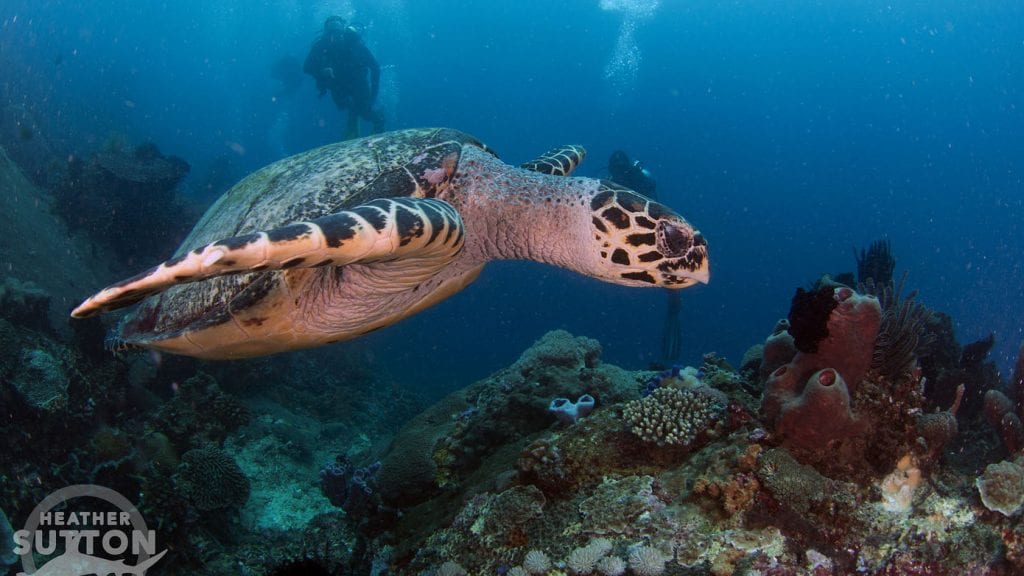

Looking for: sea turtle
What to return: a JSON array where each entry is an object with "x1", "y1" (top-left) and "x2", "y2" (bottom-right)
[{"x1": 71, "y1": 128, "x2": 709, "y2": 359}]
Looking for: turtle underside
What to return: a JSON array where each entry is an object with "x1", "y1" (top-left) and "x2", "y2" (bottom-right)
[{"x1": 118, "y1": 128, "x2": 488, "y2": 345}]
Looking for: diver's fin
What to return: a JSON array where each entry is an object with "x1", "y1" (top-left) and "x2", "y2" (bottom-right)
[
  {"x1": 520, "y1": 144, "x2": 587, "y2": 176},
  {"x1": 71, "y1": 198, "x2": 464, "y2": 318}
]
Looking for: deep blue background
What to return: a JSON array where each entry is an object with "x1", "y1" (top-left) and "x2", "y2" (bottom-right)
[{"x1": 2, "y1": 1, "x2": 1022, "y2": 394}]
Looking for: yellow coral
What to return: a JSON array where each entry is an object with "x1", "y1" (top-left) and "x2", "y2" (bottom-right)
[{"x1": 879, "y1": 454, "x2": 921, "y2": 513}]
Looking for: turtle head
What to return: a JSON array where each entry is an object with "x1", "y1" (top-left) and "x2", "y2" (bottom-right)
[{"x1": 587, "y1": 182, "x2": 709, "y2": 288}]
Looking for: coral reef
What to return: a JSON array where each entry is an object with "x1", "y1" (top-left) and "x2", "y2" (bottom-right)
[
  {"x1": 1, "y1": 140, "x2": 1018, "y2": 576},
  {"x1": 9, "y1": 347, "x2": 69, "y2": 412},
  {"x1": 759, "y1": 283, "x2": 884, "y2": 468},
  {"x1": 51, "y1": 140, "x2": 194, "y2": 264},
  {"x1": 752, "y1": 277, "x2": 961, "y2": 482},
  {"x1": 176, "y1": 446, "x2": 251, "y2": 512},
  {"x1": 376, "y1": 330, "x2": 640, "y2": 509},
  {"x1": 983, "y1": 345, "x2": 1024, "y2": 456},
  {"x1": 977, "y1": 457, "x2": 1024, "y2": 516},
  {"x1": 319, "y1": 456, "x2": 382, "y2": 520},
  {"x1": 154, "y1": 372, "x2": 251, "y2": 449},
  {"x1": 0, "y1": 277, "x2": 52, "y2": 333},
  {"x1": 0, "y1": 507, "x2": 16, "y2": 568}
]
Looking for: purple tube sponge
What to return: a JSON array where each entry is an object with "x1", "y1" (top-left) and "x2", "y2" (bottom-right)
[
  {"x1": 548, "y1": 394, "x2": 596, "y2": 425},
  {"x1": 319, "y1": 455, "x2": 381, "y2": 517}
]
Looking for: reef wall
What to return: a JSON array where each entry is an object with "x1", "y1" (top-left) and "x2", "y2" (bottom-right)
[{"x1": 0, "y1": 145, "x2": 115, "y2": 331}]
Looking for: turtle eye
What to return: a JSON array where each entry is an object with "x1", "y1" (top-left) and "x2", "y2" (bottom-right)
[{"x1": 658, "y1": 221, "x2": 695, "y2": 257}]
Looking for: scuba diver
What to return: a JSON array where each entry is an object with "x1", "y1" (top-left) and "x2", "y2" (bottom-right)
[
  {"x1": 304, "y1": 15, "x2": 385, "y2": 139},
  {"x1": 607, "y1": 150, "x2": 682, "y2": 367},
  {"x1": 608, "y1": 149, "x2": 657, "y2": 198}
]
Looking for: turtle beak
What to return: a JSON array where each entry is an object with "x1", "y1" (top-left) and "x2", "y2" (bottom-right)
[{"x1": 657, "y1": 224, "x2": 710, "y2": 287}]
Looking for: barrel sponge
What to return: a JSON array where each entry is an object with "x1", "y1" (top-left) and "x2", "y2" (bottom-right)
[
  {"x1": 761, "y1": 286, "x2": 881, "y2": 426},
  {"x1": 977, "y1": 459, "x2": 1024, "y2": 517},
  {"x1": 812, "y1": 287, "x2": 881, "y2": 392},
  {"x1": 776, "y1": 369, "x2": 857, "y2": 451}
]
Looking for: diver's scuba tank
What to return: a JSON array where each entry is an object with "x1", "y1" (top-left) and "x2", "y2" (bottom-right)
[{"x1": 633, "y1": 159, "x2": 653, "y2": 180}]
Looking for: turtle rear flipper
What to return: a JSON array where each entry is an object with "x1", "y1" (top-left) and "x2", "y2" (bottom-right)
[
  {"x1": 520, "y1": 144, "x2": 586, "y2": 176},
  {"x1": 71, "y1": 197, "x2": 464, "y2": 318}
]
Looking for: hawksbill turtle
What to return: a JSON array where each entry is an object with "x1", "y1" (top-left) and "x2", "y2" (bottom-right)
[{"x1": 71, "y1": 128, "x2": 709, "y2": 359}]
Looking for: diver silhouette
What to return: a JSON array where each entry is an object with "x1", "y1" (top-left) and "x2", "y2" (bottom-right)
[
  {"x1": 304, "y1": 15, "x2": 385, "y2": 139},
  {"x1": 607, "y1": 150, "x2": 682, "y2": 366}
]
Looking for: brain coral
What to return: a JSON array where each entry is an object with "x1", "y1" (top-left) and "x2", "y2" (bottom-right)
[
  {"x1": 177, "y1": 446, "x2": 250, "y2": 511},
  {"x1": 623, "y1": 386, "x2": 726, "y2": 447}
]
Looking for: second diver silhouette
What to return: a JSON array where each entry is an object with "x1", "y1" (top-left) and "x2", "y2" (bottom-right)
[{"x1": 608, "y1": 150, "x2": 683, "y2": 367}]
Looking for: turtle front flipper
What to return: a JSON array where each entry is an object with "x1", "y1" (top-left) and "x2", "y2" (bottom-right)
[
  {"x1": 519, "y1": 144, "x2": 586, "y2": 176},
  {"x1": 71, "y1": 198, "x2": 464, "y2": 318}
]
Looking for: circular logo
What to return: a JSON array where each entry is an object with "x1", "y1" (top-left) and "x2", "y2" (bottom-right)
[{"x1": 16, "y1": 484, "x2": 163, "y2": 574}]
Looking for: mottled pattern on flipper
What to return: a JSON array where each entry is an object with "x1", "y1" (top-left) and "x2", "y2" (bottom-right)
[
  {"x1": 71, "y1": 198, "x2": 464, "y2": 318},
  {"x1": 88, "y1": 129, "x2": 486, "y2": 339},
  {"x1": 519, "y1": 144, "x2": 586, "y2": 176}
]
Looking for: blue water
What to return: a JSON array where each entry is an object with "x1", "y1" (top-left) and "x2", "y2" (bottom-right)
[{"x1": 2, "y1": 1, "x2": 1021, "y2": 392}]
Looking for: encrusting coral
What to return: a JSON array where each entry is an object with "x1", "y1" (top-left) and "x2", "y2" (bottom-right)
[{"x1": 977, "y1": 457, "x2": 1024, "y2": 517}]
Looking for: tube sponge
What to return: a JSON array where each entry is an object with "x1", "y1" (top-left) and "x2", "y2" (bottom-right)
[
  {"x1": 549, "y1": 394, "x2": 596, "y2": 425},
  {"x1": 776, "y1": 368, "x2": 858, "y2": 451}
]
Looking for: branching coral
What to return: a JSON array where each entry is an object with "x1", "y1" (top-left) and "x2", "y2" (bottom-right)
[{"x1": 623, "y1": 386, "x2": 726, "y2": 447}]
